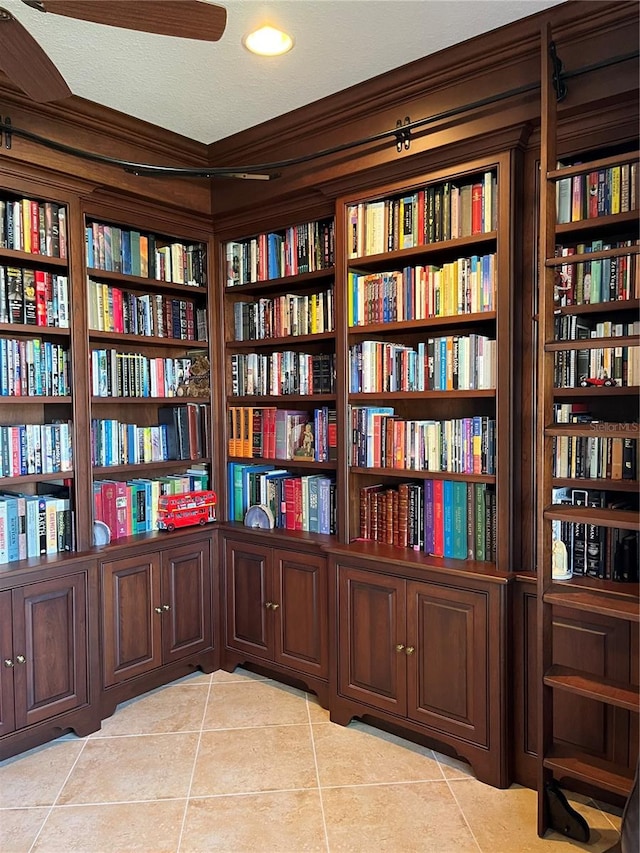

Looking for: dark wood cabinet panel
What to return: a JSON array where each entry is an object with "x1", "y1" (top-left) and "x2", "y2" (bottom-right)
[
  {"x1": 337, "y1": 566, "x2": 406, "y2": 716},
  {"x1": 276, "y1": 550, "x2": 328, "y2": 679},
  {"x1": 102, "y1": 553, "x2": 162, "y2": 687},
  {"x1": 222, "y1": 534, "x2": 329, "y2": 702},
  {"x1": 407, "y1": 581, "x2": 488, "y2": 746},
  {"x1": 101, "y1": 536, "x2": 214, "y2": 690},
  {"x1": 161, "y1": 539, "x2": 212, "y2": 664},
  {"x1": 0, "y1": 590, "x2": 15, "y2": 737}
]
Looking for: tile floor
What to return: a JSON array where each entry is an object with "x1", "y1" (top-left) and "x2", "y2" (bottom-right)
[{"x1": 0, "y1": 668, "x2": 623, "y2": 853}]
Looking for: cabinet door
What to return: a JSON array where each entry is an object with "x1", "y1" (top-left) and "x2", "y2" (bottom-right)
[
  {"x1": 224, "y1": 538, "x2": 273, "y2": 660},
  {"x1": 161, "y1": 539, "x2": 213, "y2": 664},
  {"x1": 406, "y1": 581, "x2": 488, "y2": 746},
  {"x1": 12, "y1": 575, "x2": 88, "y2": 729},
  {"x1": 337, "y1": 565, "x2": 406, "y2": 716},
  {"x1": 101, "y1": 553, "x2": 162, "y2": 687},
  {"x1": 0, "y1": 590, "x2": 15, "y2": 737},
  {"x1": 275, "y1": 550, "x2": 328, "y2": 679}
]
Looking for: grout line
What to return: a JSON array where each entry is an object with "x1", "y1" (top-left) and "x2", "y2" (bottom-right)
[
  {"x1": 441, "y1": 775, "x2": 484, "y2": 853},
  {"x1": 176, "y1": 671, "x2": 214, "y2": 852},
  {"x1": 27, "y1": 736, "x2": 90, "y2": 853},
  {"x1": 307, "y1": 698, "x2": 331, "y2": 853}
]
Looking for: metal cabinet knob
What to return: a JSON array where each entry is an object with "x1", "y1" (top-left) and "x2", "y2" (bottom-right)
[
  {"x1": 270, "y1": 602, "x2": 280, "y2": 610},
  {"x1": 16, "y1": 654, "x2": 26, "y2": 664},
  {"x1": 396, "y1": 644, "x2": 405, "y2": 652},
  {"x1": 154, "y1": 606, "x2": 163, "y2": 614},
  {"x1": 162, "y1": 604, "x2": 170, "y2": 611},
  {"x1": 265, "y1": 601, "x2": 273, "y2": 609},
  {"x1": 405, "y1": 646, "x2": 415, "y2": 655},
  {"x1": 3, "y1": 659, "x2": 13, "y2": 668}
]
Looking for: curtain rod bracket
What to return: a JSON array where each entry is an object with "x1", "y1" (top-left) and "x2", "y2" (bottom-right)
[
  {"x1": 549, "y1": 41, "x2": 568, "y2": 102},
  {"x1": 395, "y1": 117, "x2": 411, "y2": 152}
]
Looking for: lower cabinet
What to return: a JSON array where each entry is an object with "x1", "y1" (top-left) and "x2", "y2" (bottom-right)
[
  {"x1": 0, "y1": 565, "x2": 100, "y2": 759},
  {"x1": 330, "y1": 554, "x2": 510, "y2": 787},
  {"x1": 222, "y1": 535, "x2": 329, "y2": 704},
  {"x1": 100, "y1": 533, "x2": 215, "y2": 700}
]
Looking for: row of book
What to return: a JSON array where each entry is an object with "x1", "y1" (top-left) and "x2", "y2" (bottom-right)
[
  {"x1": 359, "y1": 480, "x2": 496, "y2": 562},
  {"x1": 554, "y1": 242, "x2": 638, "y2": 306},
  {"x1": 231, "y1": 288, "x2": 335, "y2": 341},
  {"x1": 347, "y1": 171, "x2": 497, "y2": 258},
  {"x1": 349, "y1": 335, "x2": 496, "y2": 393},
  {"x1": 349, "y1": 408, "x2": 496, "y2": 474},
  {"x1": 0, "y1": 487, "x2": 73, "y2": 564},
  {"x1": 0, "y1": 266, "x2": 69, "y2": 327},
  {"x1": 91, "y1": 404, "x2": 208, "y2": 467},
  {"x1": 225, "y1": 218, "x2": 335, "y2": 286},
  {"x1": 553, "y1": 434, "x2": 637, "y2": 480},
  {"x1": 90, "y1": 350, "x2": 196, "y2": 399},
  {"x1": 552, "y1": 487, "x2": 638, "y2": 581},
  {"x1": 0, "y1": 338, "x2": 70, "y2": 397},
  {"x1": 0, "y1": 197, "x2": 67, "y2": 258},
  {"x1": 85, "y1": 222, "x2": 207, "y2": 286},
  {"x1": 228, "y1": 406, "x2": 338, "y2": 462},
  {"x1": 227, "y1": 462, "x2": 336, "y2": 534},
  {"x1": 555, "y1": 314, "x2": 639, "y2": 341},
  {"x1": 556, "y1": 161, "x2": 637, "y2": 224},
  {"x1": 0, "y1": 422, "x2": 72, "y2": 478},
  {"x1": 87, "y1": 280, "x2": 208, "y2": 341},
  {"x1": 348, "y1": 254, "x2": 496, "y2": 327},
  {"x1": 94, "y1": 466, "x2": 210, "y2": 541},
  {"x1": 230, "y1": 352, "x2": 336, "y2": 397},
  {"x1": 553, "y1": 345, "x2": 640, "y2": 388}
]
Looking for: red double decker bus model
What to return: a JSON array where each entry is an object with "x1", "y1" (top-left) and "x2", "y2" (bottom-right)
[{"x1": 157, "y1": 490, "x2": 217, "y2": 531}]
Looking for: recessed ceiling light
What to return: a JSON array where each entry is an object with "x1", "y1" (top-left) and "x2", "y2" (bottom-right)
[{"x1": 243, "y1": 25, "x2": 294, "y2": 57}]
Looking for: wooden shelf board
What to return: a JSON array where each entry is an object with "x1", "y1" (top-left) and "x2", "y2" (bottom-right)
[
  {"x1": 543, "y1": 505, "x2": 639, "y2": 529},
  {"x1": 546, "y1": 423, "x2": 639, "y2": 437},
  {"x1": 224, "y1": 267, "x2": 335, "y2": 295},
  {"x1": 225, "y1": 331, "x2": 335, "y2": 349},
  {"x1": 347, "y1": 232, "x2": 496, "y2": 270},
  {"x1": 87, "y1": 267, "x2": 207, "y2": 295},
  {"x1": 544, "y1": 664, "x2": 640, "y2": 711},
  {"x1": 349, "y1": 466, "x2": 495, "y2": 483},
  {"x1": 0, "y1": 396, "x2": 72, "y2": 404},
  {"x1": 0, "y1": 472, "x2": 74, "y2": 487},
  {"x1": 544, "y1": 588, "x2": 639, "y2": 621},
  {"x1": 543, "y1": 746, "x2": 635, "y2": 798},
  {"x1": 89, "y1": 331, "x2": 206, "y2": 348},
  {"x1": 551, "y1": 478, "x2": 639, "y2": 493},
  {"x1": 347, "y1": 311, "x2": 496, "y2": 335},
  {"x1": 548, "y1": 151, "x2": 640, "y2": 179},
  {"x1": 552, "y1": 386, "x2": 640, "y2": 399},
  {"x1": 547, "y1": 335, "x2": 638, "y2": 351},
  {"x1": 0, "y1": 247, "x2": 67, "y2": 267},
  {"x1": 349, "y1": 389, "x2": 496, "y2": 400},
  {"x1": 554, "y1": 299, "x2": 640, "y2": 316},
  {"x1": 93, "y1": 458, "x2": 211, "y2": 476},
  {"x1": 0, "y1": 322, "x2": 70, "y2": 337}
]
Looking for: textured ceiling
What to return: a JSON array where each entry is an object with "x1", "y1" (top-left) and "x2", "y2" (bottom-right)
[{"x1": 2, "y1": 0, "x2": 565, "y2": 144}]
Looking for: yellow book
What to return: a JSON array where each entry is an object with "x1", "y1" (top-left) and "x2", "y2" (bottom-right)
[
  {"x1": 139, "y1": 235, "x2": 149, "y2": 277},
  {"x1": 21, "y1": 200, "x2": 31, "y2": 253},
  {"x1": 610, "y1": 166, "x2": 621, "y2": 215}
]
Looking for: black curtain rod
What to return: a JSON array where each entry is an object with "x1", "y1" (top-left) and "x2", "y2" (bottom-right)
[{"x1": 1, "y1": 47, "x2": 637, "y2": 180}]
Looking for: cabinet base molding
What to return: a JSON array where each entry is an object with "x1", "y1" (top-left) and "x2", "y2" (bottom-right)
[
  {"x1": 330, "y1": 695, "x2": 508, "y2": 789},
  {"x1": 0, "y1": 705, "x2": 102, "y2": 762},
  {"x1": 221, "y1": 652, "x2": 330, "y2": 711}
]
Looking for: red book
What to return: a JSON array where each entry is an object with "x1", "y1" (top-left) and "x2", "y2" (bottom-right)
[
  {"x1": 432, "y1": 479, "x2": 444, "y2": 557},
  {"x1": 112, "y1": 287, "x2": 124, "y2": 333},
  {"x1": 100, "y1": 481, "x2": 118, "y2": 539},
  {"x1": 588, "y1": 171, "x2": 599, "y2": 218},
  {"x1": 35, "y1": 270, "x2": 47, "y2": 326},
  {"x1": 114, "y1": 481, "x2": 129, "y2": 539},
  {"x1": 471, "y1": 182, "x2": 483, "y2": 234},
  {"x1": 30, "y1": 200, "x2": 40, "y2": 254},
  {"x1": 283, "y1": 477, "x2": 297, "y2": 530},
  {"x1": 294, "y1": 477, "x2": 303, "y2": 530}
]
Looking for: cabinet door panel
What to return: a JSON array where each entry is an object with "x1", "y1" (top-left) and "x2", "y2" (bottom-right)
[
  {"x1": 276, "y1": 550, "x2": 328, "y2": 678},
  {"x1": 224, "y1": 539, "x2": 272, "y2": 660},
  {"x1": 102, "y1": 554, "x2": 162, "y2": 687},
  {"x1": 161, "y1": 540, "x2": 212, "y2": 663},
  {"x1": 0, "y1": 590, "x2": 15, "y2": 736},
  {"x1": 407, "y1": 581, "x2": 488, "y2": 746},
  {"x1": 337, "y1": 565, "x2": 406, "y2": 716},
  {"x1": 13, "y1": 575, "x2": 88, "y2": 729}
]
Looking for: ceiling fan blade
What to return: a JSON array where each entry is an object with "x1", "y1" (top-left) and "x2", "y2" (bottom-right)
[
  {"x1": 26, "y1": 1, "x2": 227, "y2": 41},
  {"x1": 0, "y1": 8, "x2": 71, "y2": 102}
]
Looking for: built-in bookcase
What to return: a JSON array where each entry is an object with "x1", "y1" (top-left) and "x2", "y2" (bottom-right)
[
  {"x1": 0, "y1": 187, "x2": 76, "y2": 563},
  {"x1": 84, "y1": 209, "x2": 214, "y2": 543},
  {"x1": 536, "y1": 28, "x2": 639, "y2": 835},
  {"x1": 337, "y1": 155, "x2": 514, "y2": 571},
  {"x1": 222, "y1": 216, "x2": 338, "y2": 534}
]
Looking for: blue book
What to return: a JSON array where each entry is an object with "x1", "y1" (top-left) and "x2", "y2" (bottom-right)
[
  {"x1": 85, "y1": 225, "x2": 94, "y2": 267},
  {"x1": 318, "y1": 477, "x2": 333, "y2": 534},
  {"x1": 3, "y1": 497, "x2": 19, "y2": 562},
  {"x1": 439, "y1": 338, "x2": 447, "y2": 390},
  {"x1": 452, "y1": 480, "x2": 468, "y2": 560},
  {"x1": 443, "y1": 480, "x2": 454, "y2": 558},
  {"x1": 121, "y1": 229, "x2": 132, "y2": 275}
]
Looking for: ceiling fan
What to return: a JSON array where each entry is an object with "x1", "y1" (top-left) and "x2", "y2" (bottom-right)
[{"x1": 0, "y1": 1, "x2": 227, "y2": 103}]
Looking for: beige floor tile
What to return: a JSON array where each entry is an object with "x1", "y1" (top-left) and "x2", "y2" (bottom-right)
[
  {"x1": 322, "y1": 780, "x2": 479, "y2": 852},
  {"x1": 435, "y1": 749, "x2": 477, "y2": 780},
  {"x1": 202, "y1": 679, "x2": 311, "y2": 729},
  {"x1": 211, "y1": 667, "x2": 268, "y2": 684},
  {"x1": 93, "y1": 684, "x2": 209, "y2": 737},
  {"x1": 307, "y1": 693, "x2": 332, "y2": 723},
  {"x1": 191, "y1": 725, "x2": 317, "y2": 796},
  {"x1": 0, "y1": 807, "x2": 49, "y2": 852},
  {"x1": 31, "y1": 800, "x2": 186, "y2": 852},
  {"x1": 449, "y1": 778, "x2": 621, "y2": 852},
  {"x1": 0, "y1": 740, "x2": 85, "y2": 808},
  {"x1": 312, "y1": 720, "x2": 442, "y2": 787},
  {"x1": 181, "y1": 790, "x2": 327, "y2": 852},
  {"x1": 56, "y1": 733, "x2": 199, "y2": 805}
]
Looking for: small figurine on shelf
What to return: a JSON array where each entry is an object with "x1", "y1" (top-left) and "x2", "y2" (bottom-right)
[
  {"x1": 294, "y1": 422, "x2": 315, "y2": 458},
  {"x1": 157, "y1": 490, "x2": 217, "y2": 531},
  {"x1": 579, "y1": 372, "x2": 617, "y2": 388},
  {"x1": 177, "y1": 354, "x2": 210, "y2": 397}
]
